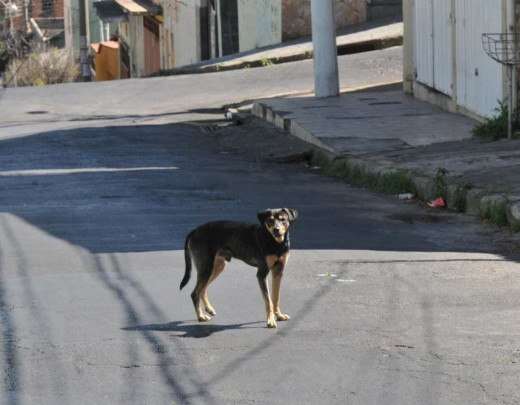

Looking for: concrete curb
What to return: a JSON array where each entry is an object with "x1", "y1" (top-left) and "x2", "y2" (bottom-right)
[
  {"x1": 155, "y1": 36, "x2": 403, "y2": 77},
  {"x1": 252, "y1": 101, "x2": 520, "y2": 232}
]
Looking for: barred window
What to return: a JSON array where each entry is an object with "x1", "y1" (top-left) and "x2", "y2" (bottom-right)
[{"x1": 42, "y1": 0, "x2": 54, "y2": 16}]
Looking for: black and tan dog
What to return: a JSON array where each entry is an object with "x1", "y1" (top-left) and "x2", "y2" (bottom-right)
[{"x1": 180, "y1": 208, "x2": 298, "y2": 328}]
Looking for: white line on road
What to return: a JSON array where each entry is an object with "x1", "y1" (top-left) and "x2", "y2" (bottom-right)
[{"x1": 0, "y1": 167, "x2": 179, "y2": 176}]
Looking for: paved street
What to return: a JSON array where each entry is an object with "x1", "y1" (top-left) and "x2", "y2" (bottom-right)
[{"x1": 0, "y1": 49, "x2": 519, "y2": 404}]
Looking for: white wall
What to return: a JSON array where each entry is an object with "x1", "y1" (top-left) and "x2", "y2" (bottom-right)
[
  {"x1": 237, "y1": 0, "x2": 281, "y2": 52},
  {"x1": 172, "y1": 0, "x2": 201, "y2": 67},
  {"x1": 408, "y1": 0, "x2": 507, "y2": 118}
]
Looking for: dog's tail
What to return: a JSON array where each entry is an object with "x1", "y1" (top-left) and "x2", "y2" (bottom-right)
[{"x1": 180, "y1": 231, "x2": 194, "y2": 290}]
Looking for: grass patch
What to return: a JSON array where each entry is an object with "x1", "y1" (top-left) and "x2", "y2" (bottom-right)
[
  {"x1": 260, "y1": 57, "x2": 274, "y2": 67},
  {"x1": 434, "y1": 168, "x2": 448, "y2": 199},
  {"x1": 309, "y1": 151, "x2": 415, "y2": 195},
  {"x1": 473, "y1": 101, "x2": 520, "y2": 141},
  {"x1": 5, "y1": 48, "x2": 78, "y2": 87},
  {"x1": 452, "y1": 185, "x2": 471, "y2": 212},
  {"x1": 480, "y1": 195, "x2": 509, "y2": 227}
]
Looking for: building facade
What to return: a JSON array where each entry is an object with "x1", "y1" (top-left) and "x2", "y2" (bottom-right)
[{"x1": 403, "y1": 0, "x2": 518, "y2": 120}]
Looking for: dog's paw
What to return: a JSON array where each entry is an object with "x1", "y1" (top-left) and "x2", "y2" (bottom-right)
[
  {"x1": 205, "y1": 306, "x2": 216, "y2": 316},
  {"x1": 266, "y1": 314, "x2": 277, "y2": 328},
  {"x1": 275, "y1": 312, "x2": 290, "y2": 321},
  {"x1": 198, "y1": 314, "x2": 212, "y2": 322}
]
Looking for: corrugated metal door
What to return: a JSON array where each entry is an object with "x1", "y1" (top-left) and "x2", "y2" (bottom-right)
[
  {"x1": 432, "y1": 0, "x2": 453, "y2": 95},
  {"x1": 414, "y1": 0, "x2": 434, "y2": 87},
  {"x1": 456, "y1": 0, "x2": 503, "y2": 117},
  {"x1": 415, "y1": 0, "x2": 453, "y2": 95}
]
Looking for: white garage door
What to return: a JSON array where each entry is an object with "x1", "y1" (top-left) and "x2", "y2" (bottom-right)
[
  {"x1": 414, "y1": 0, "x2": 453, "y2": 95},
  {"x1": 456, "y1": 0, "x2": 504, "y2": 117}
]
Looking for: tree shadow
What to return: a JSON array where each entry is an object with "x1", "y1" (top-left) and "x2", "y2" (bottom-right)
[
  {"x1": 0, "y1": 121, "x2": 513, "y2": 256},
  {"x1": 123, "y1": 320, "x2": 264, "y2": 338}
]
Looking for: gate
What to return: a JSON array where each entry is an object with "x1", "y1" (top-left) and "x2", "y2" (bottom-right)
[
  {"x1": 143, "y1": 16, "x2": 161, "y2": 76},
  {"x1": 456, "y1": 0, "x2": 504, "y2": 117},
  {"x1": 414, "y1": 0, "x2": 453, "y2": 95},
  {"x1": 414, "y1": 0, "x2": 505, "y2": 117}
]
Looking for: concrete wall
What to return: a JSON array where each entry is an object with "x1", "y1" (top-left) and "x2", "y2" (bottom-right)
[
  {"x1": 281, "y1": 0, "x2": 367, "y2": 41},
  {"x1": 172, "y1": 0, "x2": 200, "y2": 67},
  {"x1": 237, "y1": 0, "x2": 282, "y2": 52}
]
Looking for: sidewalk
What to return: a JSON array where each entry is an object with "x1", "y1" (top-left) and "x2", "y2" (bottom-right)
[
  {"x1": 252, "y1": 84, "x2": 520, "y2": 231},
  {"x1": 159, "y1": 18, "x2": 402, "y2": 76}
]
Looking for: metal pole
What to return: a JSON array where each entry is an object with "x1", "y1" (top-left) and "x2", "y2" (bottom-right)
[
  {"x1": 78, "y1": 0, "x2": 91, "y2": 81},
  {"x1": 216, "y1": 0, "x2": 222, "y2": 57},
  {"x1": 311, "y1": 0, "x2": 339, "y2": 97},
  {"x1": 8, "y1": 2, "x2": 17, "y2": 87},
  {"x1": 509, "y1": 65, "x2": 513, "y2": 139},
  {"x1": 24, "y1": 0, "x2": 29, "y2": 32}
]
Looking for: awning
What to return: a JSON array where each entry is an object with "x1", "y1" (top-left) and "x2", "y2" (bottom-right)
[
  {"x1": 93, "y1": 1, "x2": 126, "y2": 22},
  {"x1": 114, "y1": 0, "x2": 162, "y2": 16},
  {"x1": 114, "y1": 0, "x2": 148, "y2": 15}
]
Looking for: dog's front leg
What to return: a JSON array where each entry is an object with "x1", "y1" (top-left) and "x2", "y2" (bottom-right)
[
  {"x1": 271, "y1": 260, "x2": 290, "y2": 322},
  {"x1": 257, "y1": 265, "x2": 277, "y2": 328}
]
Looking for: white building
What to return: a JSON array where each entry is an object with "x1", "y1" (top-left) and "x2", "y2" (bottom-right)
[{"x1": 403, "y1": 0, "x2": 517, "y2": 120}]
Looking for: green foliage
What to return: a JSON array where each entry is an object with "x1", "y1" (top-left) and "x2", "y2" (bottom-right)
[
  {"x1": 309, "y1": 151, "x2": 415, "y2": 195},
  {"x1": 434, "y1": 167, "x2": 448, "y2": 199},
  {"x1": 260, "y1": 57, "x2": 274, "y2": 67},
  {"x1": 0, "y1": 40, "x2": 8, "y2": 72},
  {"x1": 481, "y1": 202, "x2": 508, "y2": 226},
  {"x1": 472, "y1": 101, "x2": 519, "y2": 141}
]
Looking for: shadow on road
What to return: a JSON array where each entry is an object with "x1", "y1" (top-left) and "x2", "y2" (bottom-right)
[
  {"x1": 0, "y1": 121, "x2": 513, "y2": 255},
  {"x1": 123, "y1": 320, "x2": 264, "y2": 338}
]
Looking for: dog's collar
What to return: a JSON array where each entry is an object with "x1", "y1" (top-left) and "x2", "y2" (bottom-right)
[{"x1": 256, "y1": 227, "x2": 290, "y2": 256}]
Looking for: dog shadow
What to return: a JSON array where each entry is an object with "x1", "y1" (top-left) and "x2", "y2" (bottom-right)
[{"x1": 122, "y1": 320, "x2": 264, "y2": 338}]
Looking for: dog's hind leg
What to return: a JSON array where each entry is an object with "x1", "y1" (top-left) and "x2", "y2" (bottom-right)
[
  {"x1": 191, "y1": 253, "x2": 213, "y2": 322},
  {"x1": 202, "y1": 253, "x2": 227, "y2": 316}
]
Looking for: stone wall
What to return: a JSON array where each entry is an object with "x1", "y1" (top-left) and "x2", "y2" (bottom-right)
[{"x1": 281, "y1": 0, "x2": 367, "y2": 41}]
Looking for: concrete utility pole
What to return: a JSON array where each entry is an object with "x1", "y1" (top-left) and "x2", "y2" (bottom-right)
[
  {"x1": 311, "y1": 0, "x2": 339, "y2": 97},
  {"x1": 78, "y1": 0, "x2": 91, "y2": 81}
]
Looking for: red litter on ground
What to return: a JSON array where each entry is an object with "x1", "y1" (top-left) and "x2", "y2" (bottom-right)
[{"x1": 427, "y1": 197, "x2": 446, "y2": 208}]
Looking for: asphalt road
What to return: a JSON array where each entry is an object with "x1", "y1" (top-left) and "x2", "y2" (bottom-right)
[
  {"x1": 0, "y1": 46, "x2": 402, "y2": 130},
  {"x1": 0, "y1": 48, "x2": 519, "y2": 404}
]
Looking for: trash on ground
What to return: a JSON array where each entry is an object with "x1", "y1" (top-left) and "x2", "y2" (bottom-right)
[
  {"x1": 336, "y1": 279, "x2": 356, "y2": 283},
  {"x1": 398, "y1": 193, "x2": 414, "y2": 200},
  {"x1": 317, "y1": 272, "x2": 338, "y2": 278},
  {"x1": 427, "y1": 197, "x2": 446, "y2": 208},
  {"x1": 225, "y1": 108, "x2": 237, "y2": 120}
]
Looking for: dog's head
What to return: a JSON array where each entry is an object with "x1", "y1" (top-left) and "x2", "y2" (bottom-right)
[{"x1": 257, "y1": 208, "x2": 298, "y2": 243}]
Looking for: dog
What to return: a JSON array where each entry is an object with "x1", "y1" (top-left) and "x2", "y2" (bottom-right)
[{"x1": 180, "y1": 208, "x2": 298, "y2": 328}]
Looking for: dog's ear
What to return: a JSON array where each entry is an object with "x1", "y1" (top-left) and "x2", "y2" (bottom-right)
[
  {"x1": 257, "y1": 210, "x2": 272, "y2": 224},
  {"x1": 283, "y1": 208, "x2": 298, "y2": 222}
]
